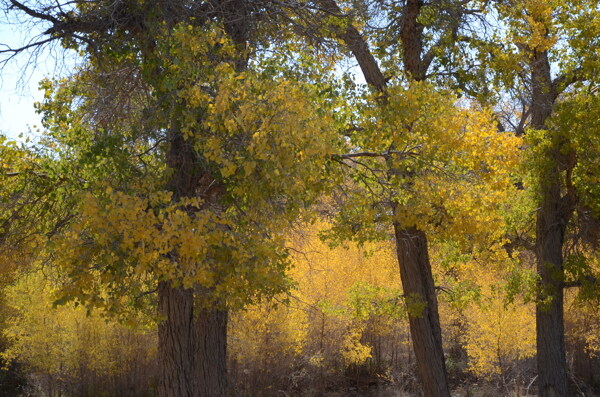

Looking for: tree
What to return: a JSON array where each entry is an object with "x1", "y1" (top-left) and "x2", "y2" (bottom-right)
[
  {"x1": 0, "y1": 134, "x2": 70, "y2": 276},
  {"x1": 489, "y1": 1, "x2": 600, "y2": 394},
  {"x1": 301, "y1": 1, "x2": 520, "y2": 395},
  {"x1": 2, "y1": 1, "x2": 339, "y2": 395},
  {"x1": 1, "y1": 269, "x2": 158, "y2": 396}
]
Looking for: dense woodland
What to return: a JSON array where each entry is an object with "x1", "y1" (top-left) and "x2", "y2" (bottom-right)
[{"x1": 0, "y1": 0, "x2": 599, "y2": 396}]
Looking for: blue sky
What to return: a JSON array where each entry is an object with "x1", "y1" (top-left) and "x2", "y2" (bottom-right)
[
  {"x1": 0, "y1": 15, "x2": 365, "y2": 142},
  {"x1": 0, "y1": 20, "x2": 77, "y2": 141},
  {"x1": 0, "y1": 23, "x2": 41, "y2": 139},
  {"x1": 0, "y1": 66, "x2": 46, "y2": 140}
]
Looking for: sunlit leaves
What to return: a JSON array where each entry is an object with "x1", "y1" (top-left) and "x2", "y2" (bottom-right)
[
  {"x1": 1, "y1": 270, "x2": 156, "y2": 383},
  {"x1": 329, "y1": 81, "x2": 521, "y2": 247},
  {"x1": 36, "y1": 21, "x2": 342, "y2": 313}
]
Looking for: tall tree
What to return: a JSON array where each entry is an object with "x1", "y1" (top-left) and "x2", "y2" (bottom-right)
[
  {"x1": 2, "y1": 1, "x2": 339, "y2": 395},
  {"x1": 491, "y1": 1, "x2": 600, "y2": 394},
  {"x1": 305, "y1": 1, "x2": 518, "y2": 395}
]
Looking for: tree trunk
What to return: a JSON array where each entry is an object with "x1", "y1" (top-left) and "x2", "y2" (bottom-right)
[
  {"x1": 393, "y1": 224, "x2": 450, "y2": 397},
  {"x1": 196, "y1": 306, "x2": 228, "y2": 397},
  {"x1": 531, "y1": 48, "x2": 569, "y2": 397},
  {"x1": 315, "y1": 1, "x2": 449, "y2": 394},
  {"x1": 400, "y1": 0, "x2": 425, "y2": 81},
  {"x1": 535, "y1": 186, "x2": 568, "y2": 397},
  {"x1": 158, "y1": 282, "x2": 229, "y2": 397},
  {"x1": 157, "y1": 126, "x2": 230, "y2": 396},
  {"x1": 316, "y1": 0, "x2": 387, "y2": 91},
  {"x1": 158, "y1": 281, "x2": 197, "y2": 397}
]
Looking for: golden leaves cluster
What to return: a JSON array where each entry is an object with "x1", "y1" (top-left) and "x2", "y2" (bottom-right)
[{"x1": 337, "y1": 82, "x2": 521, "y2": 246}]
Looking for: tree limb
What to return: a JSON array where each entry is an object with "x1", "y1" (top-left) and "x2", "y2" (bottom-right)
[
  {"x1": 9, "y1": 0, "x2": 60, "y2": 24},
  {"x1": 315, "y1": 0, "x2": 386, "y2": 92},
  {"x1": 552, "y1": 67, "x2": 584, "y2": 97}
]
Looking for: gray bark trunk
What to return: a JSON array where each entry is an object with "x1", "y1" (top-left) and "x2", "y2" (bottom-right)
[
  {"x1": 196, "y1": 307, "x2": 228, "y2": 397},
  {"x1": 157, "y1": 126, "x2": 229, "y2": 397},
  {"x1": 535, "y1": 200, "x2": 568, "y2": 397},
  {"x1": 531, "y1": 49, "x2": 569, "y2": 397},
  {"x1": 157, "y1": 282, "x2": 228, "y2": 397},
  {"x1": 393, "y1": 225, "x2": 450, "y2": 397},
  {"x1": 158, "y1": 281, "x2": 197, "y2": 397}
]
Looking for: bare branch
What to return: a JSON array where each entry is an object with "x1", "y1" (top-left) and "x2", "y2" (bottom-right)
[
  {"x1": 341, "y1": 151, "x2": 384, "y2": 159},
  {"x1": 9, "y1": 0, "x2": 60, "y2": 25},
  {"x1": 0, "y1": 36, "x2": 59, "y2": 59},
  {"x1": 338, "y1": 148, "x2": 418, "y2": 160}
]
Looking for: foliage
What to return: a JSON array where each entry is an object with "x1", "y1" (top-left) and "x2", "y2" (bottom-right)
[
  {"x1": 463, "y1": 288, "x2": 536, "y2": 379},
  {"x1": 34, "y1": 26, "x2": 342, "y2": 313},
  {"x1": 1, "y1": 0, "x2": 600, "y2": 394},
  {"x1": 326, "y1": 81, "x2": 521, "y2": 251},
  {"x1": 432, "y1": 240, "x2": 537, "y2": 380},
  {"x1": 1, "y1": 269, "x2": 158, "y2": 396}
]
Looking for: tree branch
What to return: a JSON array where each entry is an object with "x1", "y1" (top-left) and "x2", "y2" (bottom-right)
[
  {"x1": 552, "y1": 67, "x2": 584, "y2": 97},
  {"x1": 315, "y1": 0, "x2": 387, "y2": 92},
  {"x1": 563, "y1": 275, "x2": 598, "y2": 289},
  {"x1": 9, "y1": 0, "x2": 60, "y2": 24},
  {"x1": 0, "y1": 36, "x2": 59, "y2": 59},
  {"x1": 336, "y1": 148, "x2": 416, "y2": 161}
]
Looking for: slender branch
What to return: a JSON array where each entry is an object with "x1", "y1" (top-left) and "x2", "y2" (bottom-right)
[
  {"x1": 515, "y1": 107, "x2": 531, "y2": 136},
  {"x1": 135, "y1": 287, "x2": 158, "y2": 300},
  {"x1": 435, "y1": 285, "x2": 452, "y2": 294},
  {"x1": 552, "y1": 67, "x2": 584, "y2": 97},
  {"x1": 5, "y1": 170, "x2": 50, "y2": 178},
  {"x1": 0, "y1": 37, "x2": 59, "y2": 57},
  {"x1": 341, "y1": 151, "x2": 384, "y2": 159},
  {"x1": 133, "y1": 137, "x2": 167, "y2": 158},
  {"x1": 9, "y1": 0, "x2": 60, "y2": 24},
  {"x1": 563, "y1": 276, "x2": 598, "y2": 289},
  {"x1": 337, "y1": 149, "x2": 415, "y2": 160}
]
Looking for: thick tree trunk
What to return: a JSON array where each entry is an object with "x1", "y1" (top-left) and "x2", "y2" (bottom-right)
[
  {"x1": 536, "y1": 183, "x2": 568, "y2": 397},
  {"x1": 155, "y1": 1, "x2": 252, "y2": 390},
  {"x1": 393, "y1": 224, "x2": 450, "y2": 397},
  {"x1": 157, "y1": 129, "x2": 229, "y2": 397},
  {"x1": 531, "y1": 49, "x2": 569, "y2": 397},
  {"x1": 196, "y1": 307, "x2": 228, "y2": 397},
  {"x1": 158, "y1": 281, "x2": 197, "y2": 397},
  {"x1": 158, "y1": 282, "x2": 228, "y2": 397}
]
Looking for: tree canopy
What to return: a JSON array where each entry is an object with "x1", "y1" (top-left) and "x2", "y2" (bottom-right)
[{"x1": 0, "y1": 0, "x2": 599, "y2": 396}]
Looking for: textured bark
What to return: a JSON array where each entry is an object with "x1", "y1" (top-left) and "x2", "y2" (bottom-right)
[
  {"x1": 530, "y1": 50, "x2": 555, "y2": 129},
  {"x1": 157, "y1": 116, "x2": 203, "y2": 397},
  {"x1": 196, "y1": 307, "x2": 228, "y2": 397},
  {"x1": 393, "y1": 225, "x2": 450, "y2": 397},
  {"x1": 158, "y1": 281, "x2": 197, "y2": 397},
  {"x1": 535, "y1": 187, "x2": 568, "y2": 397},
  {"x1": 400, "y1": 0, "x2": 426, "y2": 81},
  {"x1": 157, "y1": 118, "x2": 229, "y2": 397},
  {"x1": 531, "y1": 48, "x2": 570, "y2": 397},
  {"x1": 156, "y1": 3, "x2": 251, "y2": 394},
  {"x1": 395, "y1": 2, "x2": 450, "y2": 395},
  {"x1": 157, "y1": 283, "x2": 228, "y2": 397}
]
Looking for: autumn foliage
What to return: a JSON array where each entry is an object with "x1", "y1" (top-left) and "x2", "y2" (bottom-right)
[{"x1": 0, "y1": 0, "x2": 599, "y2": 396}]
